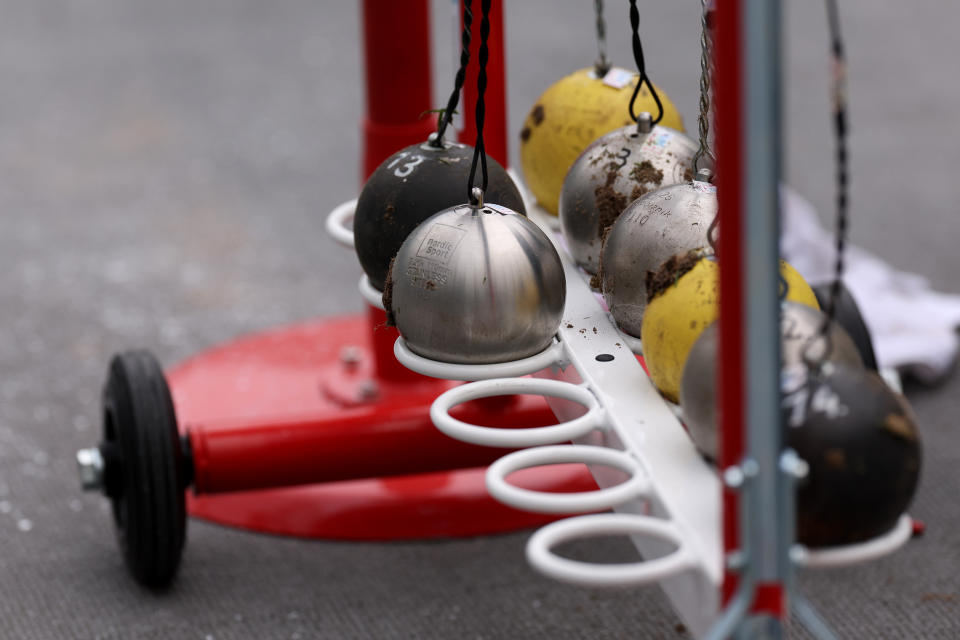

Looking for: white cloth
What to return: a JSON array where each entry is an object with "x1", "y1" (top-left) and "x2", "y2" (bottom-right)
[{"x1": 781, "y1": 187, "x2": 960, "y2": 383}]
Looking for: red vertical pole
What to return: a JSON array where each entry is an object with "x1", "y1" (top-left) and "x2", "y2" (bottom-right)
[
  {"x1": 361, "y1": 0, "x2": 438, "y2": 180},
  {"x1": 714, "y1": 0, "x2": 745, "y2": 606},
  {"x1": 361, "y1": 0, "x2": 437, "y2": 379},
  {"x1": 460, "y1": 0, "x2": 509, "y2": 167}
]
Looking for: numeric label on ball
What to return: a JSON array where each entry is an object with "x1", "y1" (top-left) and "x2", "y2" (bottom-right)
[
  {"x1": 782, "y1": 366, "x2": 850, "y2": 428},
  {"x1": 387, "y1": 152, "x2": 425, "y2": 178},
  {"x1": 613, "y1": 148, "x2": 631, "y2": 169}
]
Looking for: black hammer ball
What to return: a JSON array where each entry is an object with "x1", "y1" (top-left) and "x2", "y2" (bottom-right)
[{"x1": 354, "y1": 139, "x2": 526, "y2": 291}]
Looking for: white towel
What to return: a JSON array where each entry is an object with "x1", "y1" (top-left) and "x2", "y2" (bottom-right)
[{"x1": 781, "y1": 187, "x2": 960, "y2": 383}]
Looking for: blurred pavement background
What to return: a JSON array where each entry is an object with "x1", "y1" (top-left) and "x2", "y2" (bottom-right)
[{"x1": 1, "y1": 1, "x2": 958, "y2": 638}]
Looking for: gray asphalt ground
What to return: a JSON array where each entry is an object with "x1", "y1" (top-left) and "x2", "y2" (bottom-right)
[{"x1": 2, "y1": 1, "x2": 959, "y2": 638}]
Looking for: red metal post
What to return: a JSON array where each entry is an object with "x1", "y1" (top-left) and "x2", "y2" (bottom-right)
[
  {"x1": 460, "y1": 0, "x2": 509, "y2": 167},
  {"x1": 714, "y1": 0, "x2": 745, "y2": 606},
  {"x1": 361, "y1": 0, "x2": 437, "y2": 380},
  {"x1": 361, "y1": 0, "x2": 438, "y2": 179}
]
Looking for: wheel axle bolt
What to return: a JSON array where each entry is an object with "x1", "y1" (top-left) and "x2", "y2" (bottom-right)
[{"x1": 77, "y1": 447, "x2": 105, "y2": 491}]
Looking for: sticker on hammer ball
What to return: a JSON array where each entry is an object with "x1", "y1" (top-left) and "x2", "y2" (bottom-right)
[
  {"x1": 602, "y1": 67, "x2": 635, "y2": 90},
  {"x1": 415, "y1": 224, "x2": 466, "y2": 264},
  {"x1": 644, "y1": 131, "x2": 674, "y2": 149}
]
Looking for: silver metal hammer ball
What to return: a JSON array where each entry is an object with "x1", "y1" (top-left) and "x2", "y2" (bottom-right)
[
  {"x1": 354, "y1": 138, "x2": 525, "y2": 291},
  {"x1": 558, "y1": 113, "x2": 697, "y2": 274},
  {"x1": 600, "y1": 170, "x2": 717, "y2": 337},
  {"x1": 387, "y1": 194, "x2": 566, "y2": 364}
]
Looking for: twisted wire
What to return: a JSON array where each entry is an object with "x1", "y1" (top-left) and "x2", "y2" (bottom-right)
[
  {"x1": 692, "y1": 0, "x2": 715, "y2": 171},
  {"x1": 467, "y1": 0, "x2": 492, "y2": 203},
  {"x1": 627, "y1": 0, "x2": 664, "y2": 125},
  {"x1": 594, "y1": 0, "x2": 610, "y2": 76},
  {"x1": 823, "y1": 0, "x2": 848, "y2": 327},
  {"x1": 433, "y1": 0, "x2": 473, "y2": 145},
  {"x1": 806, "y1": 0, "x2": 849, "y2": 368}
]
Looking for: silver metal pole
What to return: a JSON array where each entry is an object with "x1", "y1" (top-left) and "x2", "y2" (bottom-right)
[{"x1": 741, "y1": 0, "x2": 788, "y2": 637}]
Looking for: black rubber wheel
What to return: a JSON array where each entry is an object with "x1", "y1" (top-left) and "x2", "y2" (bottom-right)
[
  {"x1": 813, "y1": 282, "x2": 878, "y2": 371},
  {"x1": 99, "y1": 350, "x2": 186, "y2": 588}
]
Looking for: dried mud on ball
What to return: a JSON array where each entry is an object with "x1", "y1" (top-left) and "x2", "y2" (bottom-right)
[
  {"x1": 531, "y1": 104, "x2": 545, "y2": 125},
  {"x1": 382, "y1": 256, "x2": 397, "y2": 327},
  {"x1": 645, "y1": 251, "x2": 702, "y2": 302},
  {"x1": 590, "y1": 225, "x2": 615, "y2": 290},
  {"x1": 630, "y1": 160, "x2": 664, "y2": 187},
  {"x1": 594, "y1": 170, "x2": 628, "y2": 237},
  {"x1": 627, "y1": 160, "x2": 664, "y2": 208}
]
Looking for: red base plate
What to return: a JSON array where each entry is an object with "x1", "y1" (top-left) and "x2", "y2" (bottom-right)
[{"x1": 167, "y1": 313, "x2": 596, "y2": 540}]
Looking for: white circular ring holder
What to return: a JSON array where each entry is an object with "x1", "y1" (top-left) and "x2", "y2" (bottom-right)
[
  {"x1": 431, "y1": 378, "x2": 602, "y2": 447},
  {"x1": 792, "y1": 515, "x2": 913, "y2": 569},
  {"x1": 359, "y1": 275, "x2": 385, "y2": 310},
  {"x1": 326, "y1": 198, "x2": 356, "y2": 249},
  {"x1": 526, "y1": 513, "x2": 695, "y2": 588},
  {"x1": 396, "y1": 337, "x2": 566, "y2": 381},
  {"x1": 486, "y1": 445, "x2": 649, "y2": 514}
]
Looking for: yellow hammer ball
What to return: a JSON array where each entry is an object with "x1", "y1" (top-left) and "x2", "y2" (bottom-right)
[
  {"x1": 641, "y1": 252, "x2": 819, "y2": 403},
  {"x1": 518, "y1": 68, "x2": 684, "y2": 215}
]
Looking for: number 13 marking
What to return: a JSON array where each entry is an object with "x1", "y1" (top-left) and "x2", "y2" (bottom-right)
[{"x1": 393, "y1": 154, "x2": 425, "y2": 178}]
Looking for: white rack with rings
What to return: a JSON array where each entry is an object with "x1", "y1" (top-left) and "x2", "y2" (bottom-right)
[
  {"x1": 326, "y1": 195, "x2": 916, "y2": 638},
  {"x1": 389, "y1": 212, "x2": 726, "y2": 635}
]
